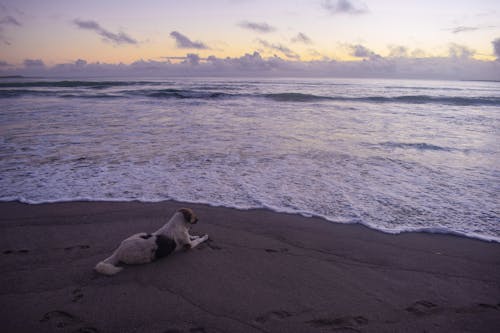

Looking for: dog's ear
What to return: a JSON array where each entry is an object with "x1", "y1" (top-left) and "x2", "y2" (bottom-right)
[{"x1": 178, "y1": 208, "x2": 196, "y2": 223}]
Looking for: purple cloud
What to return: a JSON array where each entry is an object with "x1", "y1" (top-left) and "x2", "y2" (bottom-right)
[
  {"x1": 291, "y1": 33, "x2": 312, "y2": 44},
  {"x1": 23, "y1": 59, "x2": 45, "y2": 68},
  {"x1": 3, "y1": 52, "x2": 500, "y2": 81},
  {"x1": 388, "y1": 45, "x2": 408, "y2": 58},
  {"x1": 451, "y1": 26, "x2": 479, "y2": 34},
  {"x1": 258, "y1": 39, "x2": 300, "y2": 60},
  {"x1": 169, "y1": 31, "x2": 209, "y2": 49},
  {"x1": 492, "y1": 38, "x2": 500, "y2": 60},
  {"x1": 322, "y1": 0, "x2": 368, "y2": 15},
  {"x1": 448, "y1": 43, "x2": 474, "y2": 59},
  {"x1": 238, "y1": 21, "x2": 276, "y2": 33},
  {"x1": 73, "y1": 19, "x2": 137, "y2": 45},
  {"x1": 0, "y1": 15, "x2": 22, "y2": 45},
  {"x1": 350, "y1": 44, "x2": 381, "y2": 60},
  {"x1": 449, "y1": 25, "x2": 496, "y2": 34},
  {"x1": 0, "y1": 16, "x2": 21, "y2": 26},
  {"x1": 184, "y1": 53, "x2": 201, "y2": 65}
]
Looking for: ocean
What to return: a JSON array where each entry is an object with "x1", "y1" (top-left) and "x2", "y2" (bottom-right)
[{"x1": 1, "y1": 77, "x2": 499, "y2": 242}]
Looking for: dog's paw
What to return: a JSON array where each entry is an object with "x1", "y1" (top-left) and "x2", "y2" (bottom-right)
[{"x1": 202, "y1": 234, "x2": 209, "y2": 241}]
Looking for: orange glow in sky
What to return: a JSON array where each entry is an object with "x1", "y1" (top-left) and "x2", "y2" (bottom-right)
[{"x1": 1, "y1": 0, "x2": 499, "y2": 68}]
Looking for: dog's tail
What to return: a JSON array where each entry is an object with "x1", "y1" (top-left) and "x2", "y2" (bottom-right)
[{"x1": 94, "y1": 253, "x2": 123, "y2": 275}]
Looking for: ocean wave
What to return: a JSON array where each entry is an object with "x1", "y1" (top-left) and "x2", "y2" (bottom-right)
[
  {"x1": 0, "y1": 87, "x2": 235, "y2": 99},
  {"x1": 378, "y1": 142, "x2": 454, "y2": 151},
  {"x1": 383, "y1": 85, "x2": 464, "y2": 91},
  {"x1": 0, "y1": 89, "x2": 123, "y2": 99},
  {"x1": 60, "y1": 93, "x2": 123, "y2": 99},
  {"x1": 365, "y1": 95, "x2": 500, "y2": 105},
  {"x1": 130, "y1": 88, "x2": 233, "y2": 99},
  {"x1": 261, "y1": 93, "x2": 500, "y2": 106},
  {"x1": 0, "y1": 89, "x2": 53, "y2": 98},
  {"x1": 262, "y1": 92, "x2": 331, "y2": 102}
]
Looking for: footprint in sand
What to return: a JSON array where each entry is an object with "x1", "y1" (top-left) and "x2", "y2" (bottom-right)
[
  {"x1": 77, "y1": 327, "x2": 100, "y2": 333},
  {"x1": 4, "y1": 246, "x2": 89, "y2": 255},
  {"x1": 40, "y1": 310, "x2": 99, "y2": 332},
  {"x1": 255, "y1": 310, "x2": 292, "y2": 324},
  {"x1": 264, "y1": 248, "x2": 289, "y2": 253},
  {"x1": 163, "y1": 327, "x2": 208, "y2": 333},
  {"x1": 3, "y1": 249, "x2": 29, "y2": 255},
  {"x1": 205, "y1": 239, "x2": 222, "y2": 251},
  {"x1": 456, "y1": 302, "x2": 500, "y2": 314},
  {"x1": 72, "y1": 288, "x2": 84, "y2": 303},
  {"x1": 64, "y1": 245, "x2": 90, "y2": 252},
  {"x1": 189, "y1": 327, "x2": 208, "y2": 333},
  {"x1": 307, "y1": 315, "x2": 369, "y2": 331},
  {"x1": 406, "y1": 300, "x2": 439, "y2": 316},
  {"x1": 40, "y1": 310, "x2": 81, "y2": 329},
  {"x1": 478, "y1": 303, "x2": 500, "y2": 310}
]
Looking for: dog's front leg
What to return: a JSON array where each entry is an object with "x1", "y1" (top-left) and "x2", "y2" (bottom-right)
[
  {"x1": 188, "y1": 234, "x2": 209, "y2": 249},
  {"x1": 189, "y1": 235, "x2": 200, "y2": 240}
]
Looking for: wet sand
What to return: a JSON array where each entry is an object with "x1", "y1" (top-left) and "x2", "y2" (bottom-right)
[{"x1": 1, "y1": 200, "x2": 499, "y2": 332}]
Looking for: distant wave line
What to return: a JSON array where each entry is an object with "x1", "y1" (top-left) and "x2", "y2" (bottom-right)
[{"x1": 1, "y1": 87, "x2": 500, "y2": 106}]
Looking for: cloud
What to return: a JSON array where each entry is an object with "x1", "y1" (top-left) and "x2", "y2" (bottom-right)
[
  {"x1": 291, "y1": 32, "x2": 312, "y2": 44},
  {"x1": 185, "y1": 53, "x2": 201, "y2": 65},
  {"x1": 388, "y1": 45, "x2": 408, "y2": 58},
  {"x1": 350, "y1": 44, "x2": 381, "y2": 60},
  {"x1": 169, "y1": 31, "x2": 209, "y2": 49},
  {"x1": 448, "y1": 43, "x2": 475, "y2": 59},
  {"x1": 258, "y1": 39, "x2": 300, "y2": 60},
  {"x1": 0, "y1": 15, "x2": 21, "y2": 26},
  {"x1": 23, "y1": 59, "x2": 45, "y2": 68},
  {"x1": 451, "y1": 26, "x2": 479, "y2": 34},
  {"x1": 493, "y1": 38, "x2": 500, "y2": 60},
  {"x1": 0, "y1": 15, "x2": 22, "y2": 45},
  {"x1": 411, "y1": 49, "x2": 426, "y2": 58},
  {"x1": 3, "y1": 52, "x2": 500, "y2": 81},
  {"x1": 238, "y1": 21, "x2": 276, "y2": 33},
  {"x1": 308, "y1": 49, "x2": 322, "y2": 57},
  {"x1": 73, "y1": 19, "x2": 137, "y2": 45},
  {"x1": 322, "y1": 0, "x2": 368, "y2": 15},
  {"x1": 449, "y1": 25, "x2": 496, "y2": 34}
]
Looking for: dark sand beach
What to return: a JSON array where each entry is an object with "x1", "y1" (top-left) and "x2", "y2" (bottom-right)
[{"x1": 1, "y1": 201, "x2": 499, "y2": 333}]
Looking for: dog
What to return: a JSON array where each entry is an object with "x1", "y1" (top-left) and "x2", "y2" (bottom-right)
[{"x1": 94, "y1": 208, "x2": 208, "y2": 275}]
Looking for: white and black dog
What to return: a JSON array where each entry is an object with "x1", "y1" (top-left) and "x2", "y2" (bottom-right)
[{"x1": 95, "y1": 208, "x2": 208, "y2": 275}]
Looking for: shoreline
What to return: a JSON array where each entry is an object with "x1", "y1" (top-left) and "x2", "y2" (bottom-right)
[
  {"x1": 1, "y1": 200, "x2": 499, "y2": 332},
  {"x1": 2, "y1": 198, "x2": 499, "y2": 244}
]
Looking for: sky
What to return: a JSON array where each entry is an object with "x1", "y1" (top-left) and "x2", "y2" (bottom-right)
[{"x1": 1, "y1": 0, "x2": 500, "y2": 79}]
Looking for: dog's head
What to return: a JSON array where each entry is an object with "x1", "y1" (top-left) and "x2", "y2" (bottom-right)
[{"x1": 178, "y1": 208, "x2": 198, "y2": 224}]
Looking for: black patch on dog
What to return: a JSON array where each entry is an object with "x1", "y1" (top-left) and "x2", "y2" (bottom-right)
[
  {"x1": 154, "y1": 235, "x2": 176, "y2": 259},
  {"x1": 140, "y1": 233, "x2": 152, "y2": 239}
]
